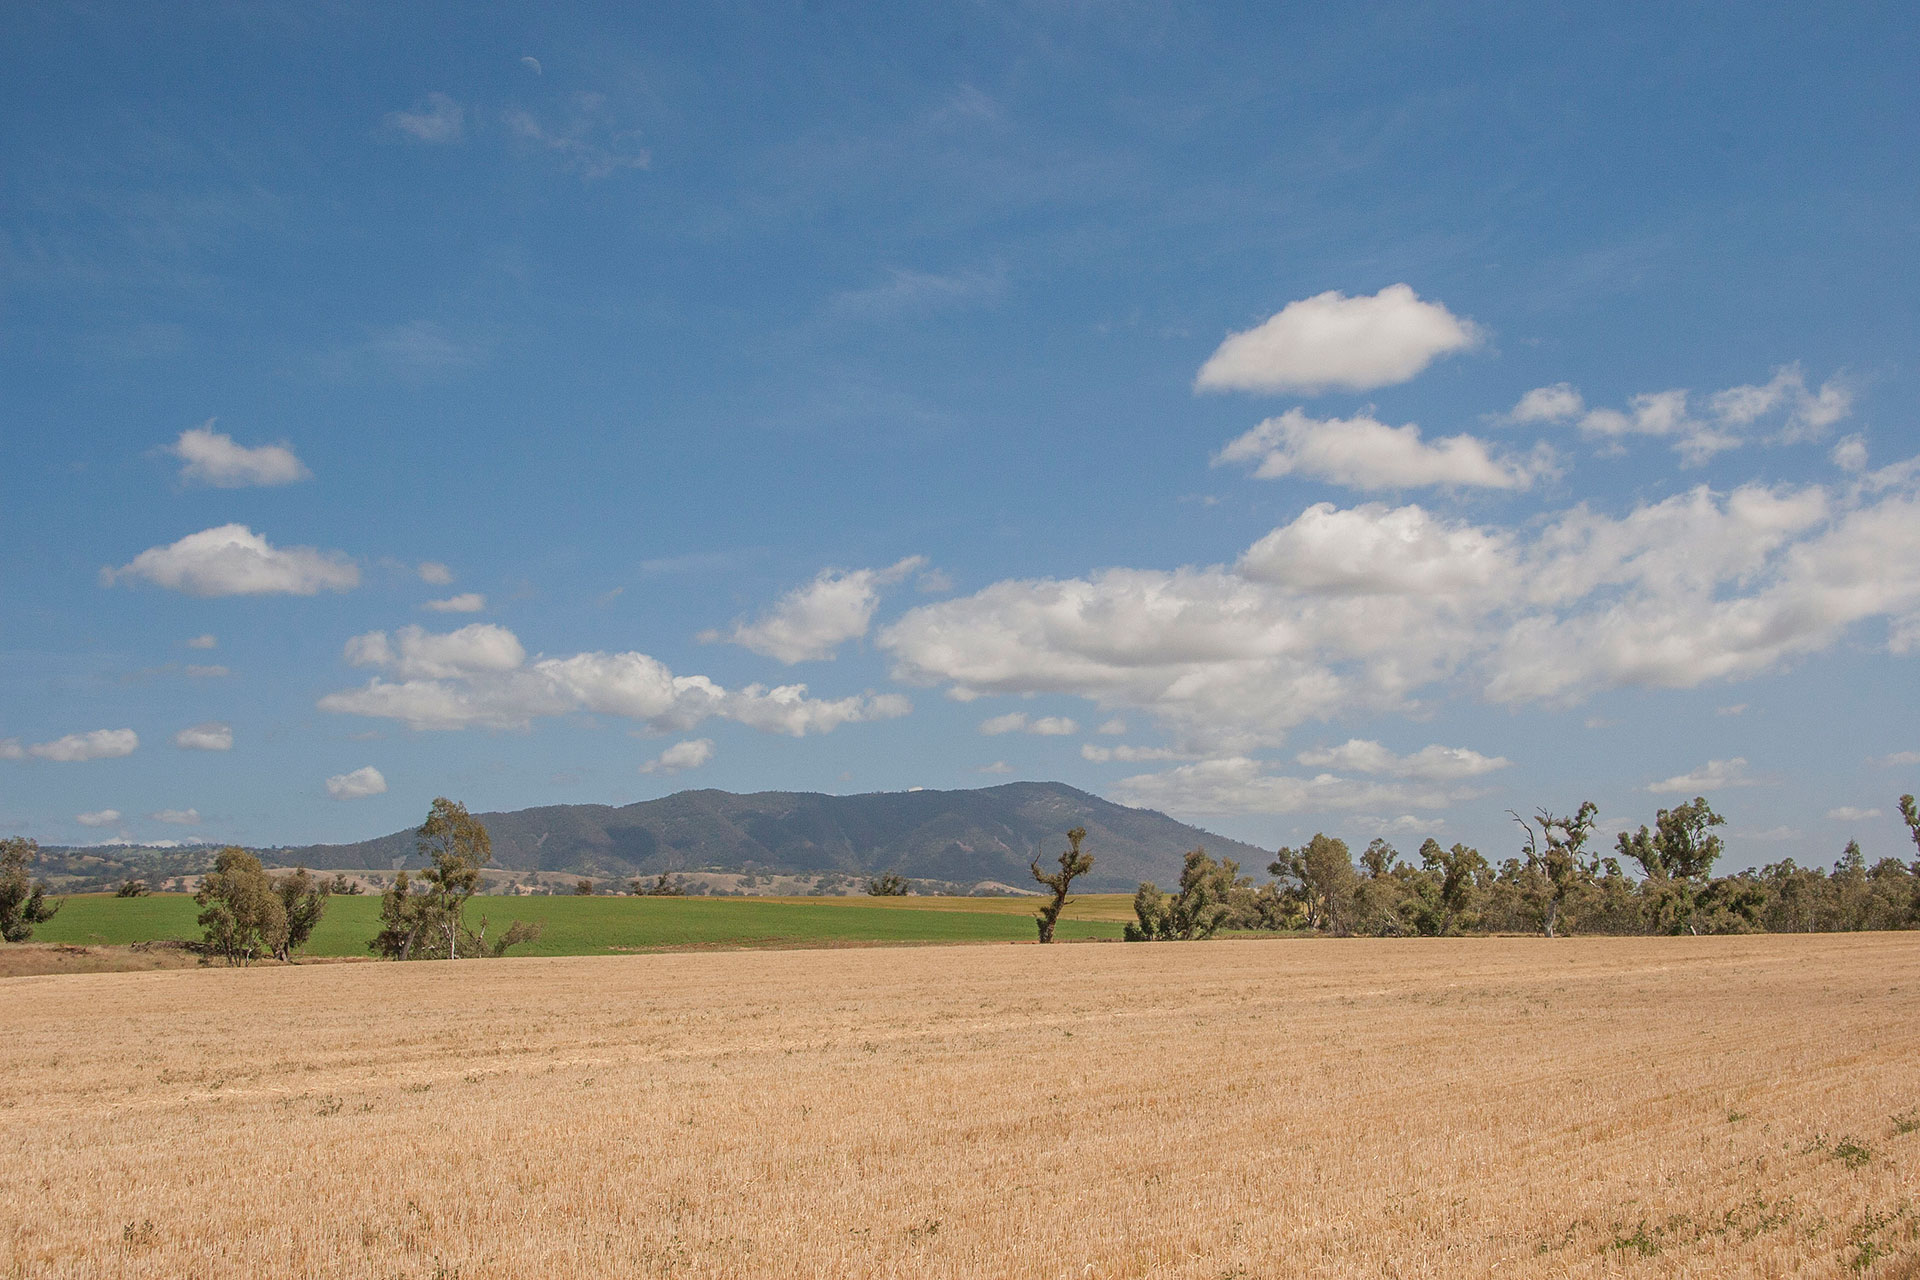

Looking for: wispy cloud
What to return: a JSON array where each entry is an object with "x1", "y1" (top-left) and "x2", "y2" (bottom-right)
[{"x1": 384, "y1": 92, "x2": 465, "y2": 143}]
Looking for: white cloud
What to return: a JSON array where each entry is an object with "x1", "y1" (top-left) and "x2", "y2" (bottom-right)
[
  {"x1": 186, "y1": 634, "x2": 218, "y2": 650},
  {"x1": 385, "y1": 92, "x2": 464, "y2": 142},
  {"x1": 1832, "y1": 437, "x2": 1868, "y2": 473},
  {"x1": 321, "y1": 623, "x2": 910, "y2": 736},
  {"x1": 185, "y1": 664, "x2": 230, "y2": 679},
  {"x1": 105, "y1": 525, "x2": 358, "y2": 597},
  {"x1": 1883, "y1": 751, "x2": 1920, "y2": 766},
  {"x1": 1239, "y1": 501, "x2": 1512, "y2": 596},
  {"x1": 1647, "y1": 757, "x2": 1758, "y2": 795},
  {"x1": 978, "y1": 712, "x2": 1078, "y2": 736},
  {"x1": 1826, "y1": 806, "x2": 1882, "y2": 822},
  {"x1": 1195, "y1": 285, "x2": 1481, "y2": 394},
  {"x1": 1293, "y1": 738, "x2": 1509, "y2": 781},
  {"x1": 424, "y1": 592, "x2": 486, "y2": 613},
  {"x1": 1539, "y1": 365, "x2": 1850, "y2": 465},
  {"x1": 151, "y1": 808, "x2": 201, "y2": 825},
  {"x1": 1111, "y1": 756, "x2": 1459, "y2": 817},
  {"x1": 705, "y1": 556, "x2": 925, "y2": 663},
  {"x1": 977, "y1": 760, "x2": 1013, "y2": 774},
  {"x1": 1080, "y1": 743, "x2": 1188, "y2": 763},
  {"x1": 1508, "y1": 383, "x2": 1584, "y2": 423},
  {"x1": 2, "y1": 729, "x2": 140, "y2": 763},
  {"x1": 418, "y1": 561, "x2": 455, "y2": 585},
  {"x1": 880, "y1": 466, "x2": 1920, "y2": 749},
  {"x1": 1096, "y1": 718, "x2": 1128, "y2": 736},
  {"x1": 640, "y1": 738, "x2": 714, "y2": 775},
  {"x1": 345, "y1": 623, "x2": 525, "y2": 679},
  {"x1": 169, "y1": 422, "x2": 309, "y2": 488},
  {"x1": 504, "y1": 96, "x2": 650, "y2": 178},
  {"x1": 76, "y1": 809, "x2": 121, "y2": 827},
  {"x1": 174, "y1": 722, "x2": 233, "y2": 752},
  {"x1": 326, "y1": 766, "x2": 388, "y2": 799},
  {"x1": 1715, "y1": 704, "x2": 1748, "y2": 717},
  {"x1": 1217, "y1": 410, "x2": 1551, "y2": 491},
  {"x1": 1741, "y1": 826, "x2": 1802, "y2": 843}
]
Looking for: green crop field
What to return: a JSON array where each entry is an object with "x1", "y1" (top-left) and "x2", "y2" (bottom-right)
[{"x1": 29, "y1": 892, "x2": 1132, "y2": 956}]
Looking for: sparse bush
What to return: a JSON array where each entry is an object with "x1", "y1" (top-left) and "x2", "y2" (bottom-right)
[
  {"x1": 115, "y1": 878, "x2": 150, "y2": 898},
  {"x1": 867, "y1": 872, "x2": 909, "y2": 896}
]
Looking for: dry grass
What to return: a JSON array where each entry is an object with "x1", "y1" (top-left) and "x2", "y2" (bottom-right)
[
  {"x1": 0, "y1": 943, "x2": 206, "y2": 978},
  {"x1": 4, "y1": 934, "x2": 1917, "y2": 1278}
]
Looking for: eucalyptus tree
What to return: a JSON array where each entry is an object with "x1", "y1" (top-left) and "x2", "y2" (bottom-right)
[
  {"x1": 1616, "y1": 796, "x2": 1726, "y2": 935},
  {"x1": 1512, "y1": 802, "x2": 1600, "y2": 938},
  {"x1": 0, "y1": 836, "x2": 61, "y2": 942},
  {"x1": 1032, "y1": 827, "x2": 1094, "y2": 943}
]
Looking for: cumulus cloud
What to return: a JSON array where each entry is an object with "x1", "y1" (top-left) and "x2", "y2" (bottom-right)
[
  {"x1": 173, "y1": 722, "x2": 233, "y2": 752},
  {"x1": 1293, "y1": 738, "x2": 1509, "y2": 781},
  {"x1": 424, "y1": 593, "x2": 487, "y2": 613},
  {"x1": 152, "y1": 808, "x2": 201, "y2": 825},
  {"x1": 187, "y1": 634, "x2": 218, "y2": 649},
  {"x1": 1195, "y1": 285, "x2": 1481, "y2": 394},
  {"x1": 105, "y1": 525, "x2": 358, "y2": 597},
  {"x1": 345, "y1": 623, "x2": 525, "y2": 679},
  {"x1": 76, "y1": 809, "x2": 121, "y2": 827},
  {"x1": 1, "y1": 729, "x2": 140, "y2": 762},
  {"x1": 704, "y1": 556, "x2": 926, "y2": 663},
  {"x1": 1519, "y1": 365, "x2": 1851, "y2": 465},
  {"x1": 640, "y1": 738, "x2": 715, "y2": 775},
  {"x1": 1216, "y1": 410, "x2": 1551, "y2": 491},
  {"x1": 1832, "y1": 437, "x2": 1868, "y2": 473},
  {"x1": 418, "y1": 562, "x2": 455, "y2": 585},
  {"x1": 1647, "y1": 757, "x2": 1759, "y2": 795},
  {"x1": 1884, "y1": 751, "x2": 1920, "y2": 766},
  {"x1": 977, "y1": 760, "x2": 1013, "y2": 774},
  {"x1": 1111, "y1": 756, "x2": 1460, "y2": 817},
  {"x1": 326, "y1": 766, "x2": 387, "y2": 799},
  {"x1": 1508, "y1": 383, "x2": 1584, "y2": 424},
  {"x1": 321, "y1": 622, "x2": 910, "y2": 736},
  {"x1": 978, "y1": 712, "x2": 1077, "y2": 736},
  {"x1": 169, "y1": 423, "x2": 310, "y2": 487},
  {"x1": 385, "y1": 92, "x2": 465, "y2": 142},
  {"x1": 880, "y1": 465, "x2": 1920, "y2": 749},
  {"x1": 1826, "y1": 806, "x2": 1882, "y2": 822}
]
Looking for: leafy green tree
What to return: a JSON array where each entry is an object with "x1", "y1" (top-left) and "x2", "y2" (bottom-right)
[
  {"x1": 1032, "y1": 827, "x2": 1094, "y2": 943},
  {"x1": 1125, "y1": 848, "x2": 1246, "y2": 941},
  {"x1": 369, "y1": 870, "x2": 430, "y2": 960},
  {"x1": 1512, "y1": 802, "x2": 1600, "y2": 938},
  {"x1": 418, "y1": 797, "x2": 492, "y2": 960},
  {"x1": 1269, "y1": 834, "x2": 1357, "y2": 934},
  {"x1": 195, "y1": 847, "x2": 286, "y2": 965},
  {"x1": 574, "y1": 878, "x2": 596, "y2": 896},
  {"x1": 271, "y1": 867, "x2": 329, "y2": 961},
  {"x1": 632, "y1": 872, "x2": 683, "y2": 896},
  {"x1": 1419, "y1": 838, "x2": 1487, "y2": 936},
  {"x1": 1616, "y1": 796, "x2": 1726, "y2": 935},
  {"x1": 115, "y1": 878, "x2": 151, "y2": 898},
  {"x1": 0, "y1": 836, "x2": 62, "y2": 942},
  {"x1": 1903, "y1": 794, "x2": 1920, "y2": 857},
  {"x1": 866, "y1": 871, "x2": 910, "y2": 896}
]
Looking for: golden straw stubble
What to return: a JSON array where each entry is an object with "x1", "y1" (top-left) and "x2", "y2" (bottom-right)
[{"x1": 3, "y1": 934, "x2": 1916, "y2": 1277}]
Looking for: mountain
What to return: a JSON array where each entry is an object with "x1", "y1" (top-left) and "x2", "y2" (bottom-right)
[{"x1": 257, "y1": 782, "x2": 1270, "y2": 892}]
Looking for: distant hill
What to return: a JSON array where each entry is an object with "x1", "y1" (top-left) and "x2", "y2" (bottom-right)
[{"x1": 253, "y1": 782, "x2": 1269, "y2": 892}]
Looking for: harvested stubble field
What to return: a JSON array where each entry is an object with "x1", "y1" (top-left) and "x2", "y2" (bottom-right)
[{"x1": 4, "y1": 935, "x2": 1917, "y2": 1279}]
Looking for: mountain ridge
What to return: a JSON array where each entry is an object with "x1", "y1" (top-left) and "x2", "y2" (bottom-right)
[{"x1": 248, "y1": 782, "x2": 1268, "y2": 892}]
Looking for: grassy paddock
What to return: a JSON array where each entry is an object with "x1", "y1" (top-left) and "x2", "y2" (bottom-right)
[
  {"x1": 4, "y1": 934, "x2": 1916, "y2": 1278},
  {"x1": 26, "y1": 891, "x2": 1131, "y2": 955}
]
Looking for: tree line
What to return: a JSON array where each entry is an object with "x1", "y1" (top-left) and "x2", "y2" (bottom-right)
[{"x1": 1120, "y1": 794, "x2": 1920, "y2": 940}]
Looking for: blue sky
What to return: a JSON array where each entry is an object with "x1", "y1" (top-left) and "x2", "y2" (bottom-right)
[{"x1": 4, "y1": 1, "x2": 1917, "y2": 869}]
